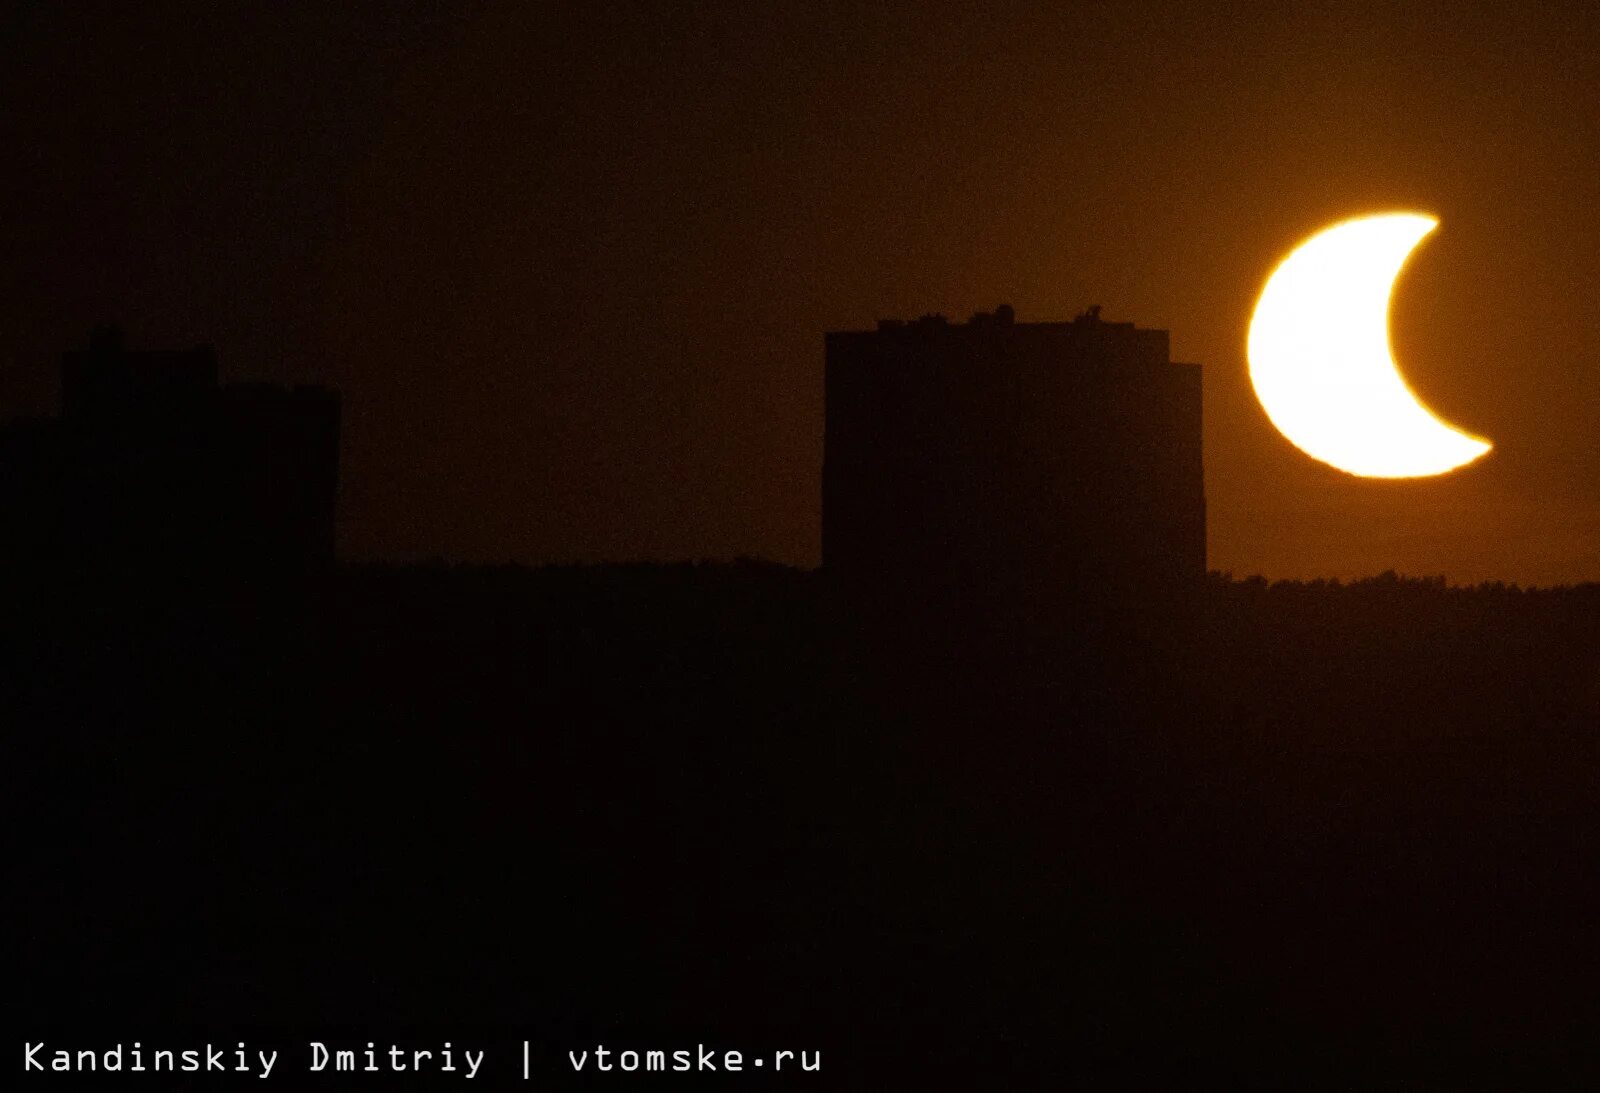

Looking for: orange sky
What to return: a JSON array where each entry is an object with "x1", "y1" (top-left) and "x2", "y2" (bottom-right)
[{"x1": 3, "y1": 2, "x2": 1597, "y2": 583}]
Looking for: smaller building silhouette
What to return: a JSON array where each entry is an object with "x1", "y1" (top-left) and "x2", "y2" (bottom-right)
[
  {"x1": 0, "y1": 327, "x2": 339, "y2": 580},
  {"x1": 824, "y1": 306, "x2": 1203, "y2": 628}
]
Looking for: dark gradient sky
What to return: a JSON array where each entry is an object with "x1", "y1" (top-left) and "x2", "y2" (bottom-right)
[{"x1": 3, "y1": 1, "x2": 1598, "y2": 583}]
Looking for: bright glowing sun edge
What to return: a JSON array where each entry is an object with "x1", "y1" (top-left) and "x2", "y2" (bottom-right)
[{"x1": 1246, "y1": 212, "x2": 1492, "y2": 478}]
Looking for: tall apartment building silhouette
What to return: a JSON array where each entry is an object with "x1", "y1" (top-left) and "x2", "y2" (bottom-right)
[
  {"x1": 824, "y1": 306, "x2": 1203, "y2": 625},
  {"x1": 0, "y1": 327, "x2": 339, "y2": 579}
]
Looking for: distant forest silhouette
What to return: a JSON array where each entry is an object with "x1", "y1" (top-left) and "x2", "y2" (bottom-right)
[{"x1": 12, "y1": 560, "x2": 1599, "y2": 1086}]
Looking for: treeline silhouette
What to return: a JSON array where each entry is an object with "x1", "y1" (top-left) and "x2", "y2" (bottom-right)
[{"x1": 11, "y1": 562, "x2": 1600, "y2": 1086}]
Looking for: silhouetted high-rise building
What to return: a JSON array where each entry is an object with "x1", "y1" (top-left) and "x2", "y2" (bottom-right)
[
  {"x1": 824, "y1": 305, "x2": 1203, "y2": 625},
  {"x1": 0, "y1": 327, "x2": 339, "y2": 579}
]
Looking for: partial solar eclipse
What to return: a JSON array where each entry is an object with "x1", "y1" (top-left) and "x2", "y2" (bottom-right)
[{"x1": 1247, "y1": 213, "x2": 1492, "y2": 478}]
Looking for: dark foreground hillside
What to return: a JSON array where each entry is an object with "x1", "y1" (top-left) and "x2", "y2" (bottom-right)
[{"x1": 10, "y1": 563, "x2": 1600, "y2": 1087}]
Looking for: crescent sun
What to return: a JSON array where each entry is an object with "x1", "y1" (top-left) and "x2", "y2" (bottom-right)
[{"x1": 1247, "y1": 212, "x2": 1492, "y2": 478}]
